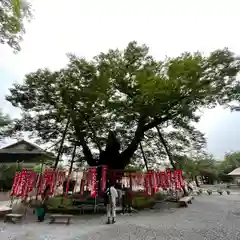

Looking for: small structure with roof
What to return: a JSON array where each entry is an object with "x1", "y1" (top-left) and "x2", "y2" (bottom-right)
[
  {"x1": 0, "y1": 139, "x2": 55, "y2": 168},
  {"x1": 228, "y1": 167, "x2": 240, "y2": 183}
]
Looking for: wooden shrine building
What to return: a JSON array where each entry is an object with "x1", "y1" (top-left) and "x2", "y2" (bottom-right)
[{"x1": 0, "y1": 139, "x2": 55, "y2": 168}]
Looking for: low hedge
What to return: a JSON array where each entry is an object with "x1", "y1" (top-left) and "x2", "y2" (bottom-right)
[
  {"x1": 132, "y1": 197, "x2": 155, "y2": 210},
  {"x1": 46, "y1": 196, "x2": 72, "y2": 209},
  {"x1": 153, "y1": 192, "x2": 166, "y2": 201}
]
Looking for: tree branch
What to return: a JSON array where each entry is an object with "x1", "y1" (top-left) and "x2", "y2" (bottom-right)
[
  {"x1": 77, "y1": 109, "x2": 103, "y2": 153},
  {"x1": 139, "y1": 141, "x2": 148, "y2": 171},
  {"x1": 120, "y1": 116, "x2": 146, "y2": 165},
  {"x1": 155, "y1": 126, "x2": 176, "y2": 169},
  {"x1": 71, "y1": 113, "x2": 96, "y2": 166},
  {"x1": 53, "y1": 115, "x2": 71, "y2": 169}
]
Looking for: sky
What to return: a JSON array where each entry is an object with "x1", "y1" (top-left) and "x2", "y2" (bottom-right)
[{"x1": 1, "y1": 0, "x2": 240, "y2": 159}]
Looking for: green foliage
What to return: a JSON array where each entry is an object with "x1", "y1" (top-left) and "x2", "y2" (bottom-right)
[
  {"x1": 46, "y1": 196, "x2": 72, "y2": 209},
  {"x1": 132, "y1": 196, "x2": 155, "y2": 209},
  {"x1": 216, "y1": 151, "x2": 240, "y2": 182},
  {"x1": 219, "y1": 151, "x2": 240, "y2": 172},
  {"x1": 153, "y1": 192, "x2": 165, "y2": 201},
  {"x1": 0, "y1": 163, "x2": 22, "y2": 190},
  {"x1": 0, "y1": 0, "x2": 32, "y2": 51},
  {"x1": 124, "y1": 165, "x2": 144, "y2": 172},
  {"x1": 176, "y1": 154, "x2": 218, "y2": 184},
  {"x1": 0, "y1": 110, "x2": 12, "y2": 139},
  {"x1": 5, "y1": 42, "x2": 240, "y2": 169}
]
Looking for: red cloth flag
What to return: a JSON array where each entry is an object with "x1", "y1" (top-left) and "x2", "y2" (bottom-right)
[
  {"x1": 144, "y1": 172, "x2": 152, "y2": 197},
  {"x1": 152, "y1": 171, "x2": 159, "y2": 193},
  {"x1": 147, "y1": 170, "x2": 154, "y2": 196},
  {"x1": 101, "y1": 165, "x2": 107, "y2": 192},
  {"x1": 16, "y1": 169, "x2": 27, "y2": 197},
  {"x1": 159, "y1": 171, "x2": 167, "y2": 189},
  {"x1": 28, "y1": 171, "x2": 36, "y2": 193},
  {"x1": 88, "y1": 167, "x2": 97, "y2": 198},
  {"x1": 79, "y1": 179, "x2": 85, "y2": 198},
  {"x1": 178, "y1": 170, "x2": 184, "y2": 188},
  {"x1": 48, "y1": 170, "x2": 56, "y2": 195},
  {"x1": 10, "y1": 172, "x2": 19, "y2": 196},
  {"x1": 174, "y1": 170, "x2": 183, "y2": 190},
  {"x1": 166, "y1": 170, "x2": 172, "y2": 188}
]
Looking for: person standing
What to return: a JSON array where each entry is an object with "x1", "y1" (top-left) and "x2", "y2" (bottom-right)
[
  {"x1": 36, "y1": 185, "x2": 50, "y2": 222},
  {"x1": 125, "y1": 187, "x2": 132, "y2": 215},
  {"x1": 121, "y1": 186, "x2": 126, "y2": 215},
  {"x1": 104, "y1": 182, "x2": 118, "y2": 224}
]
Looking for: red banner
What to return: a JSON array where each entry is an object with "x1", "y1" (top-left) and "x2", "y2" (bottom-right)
[
  {"x1": 174, "y1": 170, "x2": 184, "y2": 190},
  {"x1": 101, "y1": 165, "x2": 107, "y2": 192},
  {"x1": 152, "y1": 171, "x2": 159, "y2": 193},
  {"x1": 79, "y1": 179, "x2": 85, "y2": 198},
  {"x1": 10, "y1": 168, "x2": 185, "y2": 199},
  {"x1": 23, "y1": 171, "x2": 36, "y2": 199},
  {"x1": 16, "y1": 169, "x2": 28, "y2": 197},
  {"x1": 144, "y1": 172, "x2": 152, "y2": 196},
  {"x1": 159, "y1": 171, "x2": 167, "y2": 189},
  {"x1": 10, "y1": 172, "x2": 19, "y2": 196},
  {"x1": 88, "y1": 167, "x2": 97, "y2": 198},
  {"x1": 148, "y1": 170, "x2": 154, "y2": 196},
  {"x1": 166, "y1": 170, "x2": 172, "y2": 188}
]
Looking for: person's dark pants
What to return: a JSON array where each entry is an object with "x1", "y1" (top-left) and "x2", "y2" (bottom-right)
[
  {"x1": 121, "y1": 196, "x2": 126, "y2": 213},
  {"x1": 38, "y1": 205, "x2": 46, "y2": 222},
  {"x1": 127, "y1": 203, "x2": 132, "y2": 213},
  {"x1": 122, "y1": 198, "x2": 132, "y2": 214}
]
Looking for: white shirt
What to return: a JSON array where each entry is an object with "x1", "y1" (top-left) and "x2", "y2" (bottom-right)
[{"x1": 110, "y1": 186, "x2": 118, "y2": 203}]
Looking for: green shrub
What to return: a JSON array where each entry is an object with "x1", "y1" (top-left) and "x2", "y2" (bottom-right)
[
  {"x1": 153, "y1": 192, "x2": 165, "y2": 201},
  {"x1": 46, "y1": 197, "x2": 72, "y2": 208},
  {"x1": 132, "y1": 197, "x2": 155, "y2": 209},
  {"x1": 132, "y1": 190, "x2": 146, "y2": 198}
]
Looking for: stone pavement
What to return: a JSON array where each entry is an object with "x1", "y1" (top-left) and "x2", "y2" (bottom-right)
[{"x1": 1, "y1": 194, "x2": 240, "y2": 239}]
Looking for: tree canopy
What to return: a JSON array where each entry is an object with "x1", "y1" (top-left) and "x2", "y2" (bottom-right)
[
  {"x1": 0, "y1": 0, "x2": 32, "y2": 51},
  {"x1": 5, "y1": 41, "x2": 240, "y2": 170}
]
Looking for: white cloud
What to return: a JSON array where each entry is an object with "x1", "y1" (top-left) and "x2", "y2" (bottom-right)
[{"x1": 1, "y1": 0, "x2": 240, "y2": 158}]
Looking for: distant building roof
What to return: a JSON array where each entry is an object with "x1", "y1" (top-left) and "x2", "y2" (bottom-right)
[
  {"x1": 0, "y1": 139, "x2": 55, "y2": 159},
  {"x1": 228, "y1": 167, "x2": 240, "y2": 176}
]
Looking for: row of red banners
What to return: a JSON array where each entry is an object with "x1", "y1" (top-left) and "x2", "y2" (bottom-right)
[
  {"x1": 10, "y1": 167, "x2": 184, "y2": 199},
  {"x1": 85, "y1": 167, "x2": 184, "y2": 197}
]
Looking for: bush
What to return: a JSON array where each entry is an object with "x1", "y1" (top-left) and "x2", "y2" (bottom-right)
[
  {"x1": 0, "y1": 164, "x2": 22, "y2": 191},
  {"x1": 132, "y1": 190, "x2": 146, "y2": 198},
  {"x1": 46, "y1": 197, "x2": 72, "y2": 208},
  {"x1": 132, "y1": 197, "x2": 155, "y2": 210},
  {"x1": 153, "y1": 192, "x2": 165, "y2": 201}
]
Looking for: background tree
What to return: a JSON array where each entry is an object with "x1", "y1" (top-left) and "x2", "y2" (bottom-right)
[
  {"x1": 177, "y1": 154, "x2": 218, "y2": 186},
  {"x1": 0, "y1": 0, "x2": 32, "y2": 51},
  {"x1": 0, "y1": 162, "x2": 22, "y2": 190},
  {"x1": 216, "y1": 151, "x2": 240, "y2": 182},
  {"x1": 5, "y1": 42, "x2": 240, "y2": 173}
]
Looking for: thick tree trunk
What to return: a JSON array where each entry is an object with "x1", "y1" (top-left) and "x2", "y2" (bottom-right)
[
  {"x1": 69, "y1": 144, "x2": 77, "y2": 174},
  {"x1": 195, "y1": 176, "x2": 200, "y2": 187},
  {"x1": 156, "y1": 126, "x2": 188, "y2": 196},
  {"x1": 155, "y1": 126, "x2": 176, "y2": 169},
  {"x1": 54, "y1": 115, "x2": 71, "y2": 169},
  {"x1": 140, "y1": 141, "x2": 149, "y2": 171}
]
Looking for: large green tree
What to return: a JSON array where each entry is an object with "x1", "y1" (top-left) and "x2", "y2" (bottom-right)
[
  {"x1": 0, "y1": 0, "x2": 32, "y2": 51},
  {"x1": 5, "y1": 42, "x2": 240, "y2": 171},
  {"x1": 176, "y1": 154, "x2": 218, "y2": 185},
  {"x1": 217, "y1": 151, "x2": 240, "y2": 182}
]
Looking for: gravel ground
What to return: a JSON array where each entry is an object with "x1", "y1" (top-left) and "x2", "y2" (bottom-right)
[{"x1": 1, "y1": 194, "x2": 240, "y2": 239}]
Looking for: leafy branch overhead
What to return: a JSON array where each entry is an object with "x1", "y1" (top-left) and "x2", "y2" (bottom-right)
[
  {"x1": 5, "y1": 41, "x2": 240, "y2": 169},
  {"x1": 0, "y1": 0, "x2": 32, "y2": 51}
]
